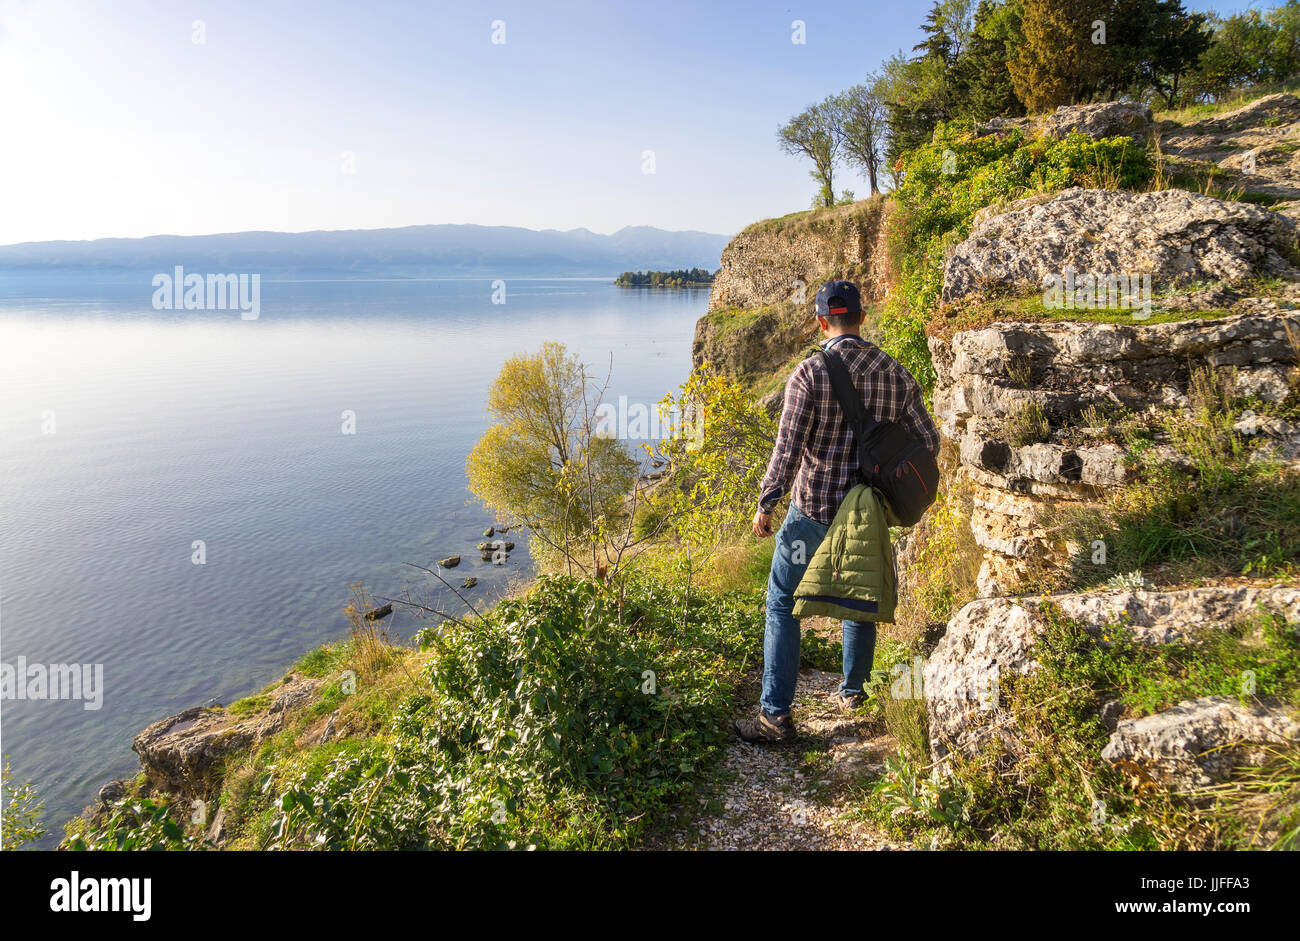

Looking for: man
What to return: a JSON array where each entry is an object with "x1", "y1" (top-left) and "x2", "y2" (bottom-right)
[{"x1": 734, "y1": 279, "x2": 940, "y2": 743}]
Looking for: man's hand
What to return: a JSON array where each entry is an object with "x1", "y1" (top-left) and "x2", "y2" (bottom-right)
[{"x1": 752, "y1": 509, "x2": 774, "y2": 538}]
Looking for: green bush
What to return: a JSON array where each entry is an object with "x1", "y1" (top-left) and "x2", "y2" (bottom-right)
[
  {"x1": 265, "y1": 573, "x2": 762, "y2": 849},
  {"x1": 66, "y1": 798, "x2": 201, "y2": 852},
  {"x1": 884, "y1": 123, "x2": 1153, "y2": 394}
]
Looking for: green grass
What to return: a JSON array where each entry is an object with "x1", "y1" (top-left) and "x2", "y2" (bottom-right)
[
  {"x1": 705, "y1": 304, "x2": 777, "y2": 342},
  {"x1": 851, "y1": 601, "x2": 1300, "y2": 850},
  {"x1": 1061, "y1": 367, "x2": 1300, "y2": 589},
  {"x1": 294, "y1": 643, "x2": 347, "y2": 678},
  {"x1": 226, "y1": 694, "x2": 272, "y2": 716},
  {"x1": 928, "y1": 289, "x2": 1244, "y2": 341},
  {"x1": 1005, "y1": 399, "x2": 1051, "y2": 447},
  {"x1": 742, "y1": 193, "x2": 886, "y2": 238},
  {"x1": 1155, "y1": 78, "x2": 1300, "y2": 126}
]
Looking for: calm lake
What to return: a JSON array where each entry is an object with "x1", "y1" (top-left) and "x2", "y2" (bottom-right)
[{"x1": 0, "y1": 270, "x2": 708, "y2": 844}]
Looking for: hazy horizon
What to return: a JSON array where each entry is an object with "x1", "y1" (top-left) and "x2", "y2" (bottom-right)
[{"x1": 0, "y1": 219, "x2": 733, "y2": 250}]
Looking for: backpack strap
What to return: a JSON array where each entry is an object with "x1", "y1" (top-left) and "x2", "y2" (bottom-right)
[{"x1": 818, "y1": 348, "x2": 880, "y2": 441}]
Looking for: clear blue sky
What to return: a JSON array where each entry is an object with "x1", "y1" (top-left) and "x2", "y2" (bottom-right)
[{"x1": 0, "y1": 0, "x2": 1257, "y2": 244}]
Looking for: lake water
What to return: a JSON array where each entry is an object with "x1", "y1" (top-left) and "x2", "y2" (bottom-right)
[{"x1": 0, "y1": 270, "x2": 708, "y2": 844}]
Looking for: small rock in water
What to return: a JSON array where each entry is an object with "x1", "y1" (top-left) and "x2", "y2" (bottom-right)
[
  {"x1": 364, "y1": 603, "x2": 393, "y2": 621},
  {"x1": 461, "y1": 577, "x2": 478, "y2": 589},
  {"x1": 483, "y1": 527, "x2": 495, "y2": 538},
  {"x1": 438, "y1": 555, "x2": 461, "y2": 568}
]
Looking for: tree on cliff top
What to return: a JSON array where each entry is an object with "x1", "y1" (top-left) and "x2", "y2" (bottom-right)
[
  {"x1": 950, "y1": 0, "x2": 1026, "y2": 121},
  {"x1": 777, "y1": 98, "x2": 842, "y2": 208},
  {"x1": 836, "y1": 81, "x2": 889, "y2": 196},
  {"x1": 1009, "y1": 0, "x2": 1210, "y2": 110}
]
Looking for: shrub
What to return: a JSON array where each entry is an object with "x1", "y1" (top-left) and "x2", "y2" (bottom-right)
[
  {"x1": 1005, "y1": 399, "x2": 1052, "y2": 447},
  {"x1": 2, "y1": 761, "x2": 47, "y2": 850},
  {"x1": 265, "y1": 573, "x2": 762, "y2": 850},
  {"x1": 653, "y1": 369, "x2": 776, "y2": 548}
]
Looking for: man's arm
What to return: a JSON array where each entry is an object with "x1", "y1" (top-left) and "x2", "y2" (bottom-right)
[{"x1": 756, "y1": 365, "x2": 815, "y2": 517}]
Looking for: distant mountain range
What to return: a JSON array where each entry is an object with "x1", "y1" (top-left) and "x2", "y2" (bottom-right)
[{"x1": 0, "y1": 224, "x2": 731, "y2": 276}]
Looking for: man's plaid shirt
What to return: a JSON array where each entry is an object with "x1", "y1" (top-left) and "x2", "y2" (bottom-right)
[{"x1": 759, "y1": 334, "x2": 940, "y2": 525}]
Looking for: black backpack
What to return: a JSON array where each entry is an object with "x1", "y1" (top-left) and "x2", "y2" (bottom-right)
[{"x1": 817, "y1": 346, "x2": 939, "y2": 527}]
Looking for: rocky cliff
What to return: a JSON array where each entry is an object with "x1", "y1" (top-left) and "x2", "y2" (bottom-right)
[
  {"x1": 915, "y1": 100, "x2": 1300, "y2": 800},
  {"x1": 930, "y1": 308, "x2": 1300, "y2": 596},
  {"x1": 692, "y1": 196, "x2": 891, "y2": 403}
]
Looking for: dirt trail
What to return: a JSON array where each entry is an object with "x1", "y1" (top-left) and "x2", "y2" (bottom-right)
[{"x1": 656, "y1": 667, "x2": 910, "y2": 851}]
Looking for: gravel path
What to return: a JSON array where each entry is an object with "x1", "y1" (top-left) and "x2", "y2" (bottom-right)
[{"x1": 654, "y1": 666, "x2": 910, "y2": 851}]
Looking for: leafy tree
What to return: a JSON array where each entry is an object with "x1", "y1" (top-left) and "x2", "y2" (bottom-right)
[
  {"x1": 878, "y1": 52, "x2": 944, "y2": 183},
  {"x1": 2, "y1": 761, "x2": 46, "y2": 850},
  {"x1": 1268, "y1": 0, "x2": 1300, "y2": 79},
  {"x1": 1142, "y1": 0, "x2": 1213, "y2": 107},
  {"x1": 916, "y1": 0, "x2": 979, "y2": 65},
  {"x1": 1191, "y1": 8, "x2": 1282, "y2": 96},
  {"x1": 777, "y1": 98, "x2": 843, "y2": 208},
  {"x1": 837, "y1": 80, "x2": 890, "y2": 195},
  {"x1": 878, "y1": 2, "x2": 979, "y2": 177},
  {"x1": 653, "y1": 371, "x2": 775, "y2": 549},
  {"x1": 466, "y1": 342, "x2": 640, "y2": 575}
]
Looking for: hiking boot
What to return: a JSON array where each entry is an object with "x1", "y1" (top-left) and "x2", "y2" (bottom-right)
[
  {"x1": 733, "y1": 708, "x2": 796, "y2": 743},
  {"x1": 836, "y1": 692, "x2": 865, "y2": 714}
]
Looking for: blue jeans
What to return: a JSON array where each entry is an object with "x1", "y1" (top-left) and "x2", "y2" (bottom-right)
[{"x1": 761, "y1": 502, "x2": 877, "y2": 716}]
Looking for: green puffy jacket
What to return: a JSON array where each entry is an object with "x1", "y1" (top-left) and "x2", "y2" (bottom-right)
[{"x1": 792, "y1": 484, "x2": 897, "y2": 623}]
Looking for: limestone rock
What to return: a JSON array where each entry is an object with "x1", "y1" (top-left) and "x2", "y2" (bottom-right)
[
  {"x1": 1236, "y1": 413, "x2": 1300, "y2": 461},
  {"x1": 318, "y1": 709, "x2": 339, "y2": 745},
  {"x1": 1101, "y1": 696, "x2": 1300, "y2": 789},
  {"x1": 132, "y1": 676, "x2": 320, "y2": 798},
  {"x1": 1161, "y1": 94, "x2": 1300, "y2": 203},
  {"x1": 693, "y1": 199, "x2": 891, "y2": 382},
  {"x1": 924, "y1": 588, "x2": 1300, "y2": 765},
  {"x1": 929, "y1": 312, "x2": 1300, "y2": 594},
  {"x1": 941, "y1": 187, "x2": 1299, "y2": 304},
  {"x1": 205, "y1": 803, "x2": 229, "y2": 846},
  {"x1": 706, "y1": 199, "x2": 890, "y2": 314},
  {"x1": 981, "y1": 100, "x2": 1154, "y2": 143}
]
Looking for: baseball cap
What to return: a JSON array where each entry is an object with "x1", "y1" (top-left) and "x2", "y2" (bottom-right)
[{"x1": 814, "y1": 279, "x2": 862, "y2": 318}]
